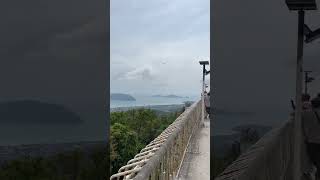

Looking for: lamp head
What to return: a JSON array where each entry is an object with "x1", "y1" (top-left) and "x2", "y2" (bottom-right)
[
  {"x1": 199, "y1": 61, "x2": 209, "y2": 65},
  {"x1": 285, "y1": 0, "x2": 317, "y2": 10}
]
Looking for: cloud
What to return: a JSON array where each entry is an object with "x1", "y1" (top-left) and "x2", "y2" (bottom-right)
[
  {"x1": 110, "y1": 0, "x2": 209, "y2": 96},
  {"x1": 116, "y1": 65, "x2": 156, "y2": 81}
]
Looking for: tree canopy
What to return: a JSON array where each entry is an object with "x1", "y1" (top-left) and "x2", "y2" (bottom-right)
[{"x1": 110, "y1": 108, "x2": 183, "y2": 175}]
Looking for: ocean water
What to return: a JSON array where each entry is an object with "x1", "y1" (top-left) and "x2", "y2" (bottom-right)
[
  {"x1": 110, "y1": 94, "x2": 199, "y2": 108},
  {"x1": 0, "y1": 95, "x2": 198, "y2": 146}
]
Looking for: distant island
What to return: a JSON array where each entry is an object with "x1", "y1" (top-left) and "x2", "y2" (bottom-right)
[
  {"x1": 110, "y1": 93, "x2": 136, "y2": 101},
  {"x1": 0, "y1": 100, "x2": 83, "y2": 124},
  {"x1": 152, "y1": 94, "x2": 187, "y2": 98}
]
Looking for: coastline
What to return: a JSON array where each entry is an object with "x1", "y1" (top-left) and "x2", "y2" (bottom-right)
[{"x1": 110, "y1": 103, "x2": 190, "y2": 113}]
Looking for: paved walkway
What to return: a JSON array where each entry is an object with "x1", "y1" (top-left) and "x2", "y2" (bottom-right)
[{"x1": 176, "y1": 116, "x2": 210, "y2": 180}]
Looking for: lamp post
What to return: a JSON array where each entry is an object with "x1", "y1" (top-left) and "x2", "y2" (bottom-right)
[
  {"x1": 285, "y1": 0, "x2": 317, "y2": 179},
  {"x1": 199, "y1": 61, "x2": 209, "y2": 123},
  {"x1": 304, "y1": 70, "x2": 314, "y2": 94}
]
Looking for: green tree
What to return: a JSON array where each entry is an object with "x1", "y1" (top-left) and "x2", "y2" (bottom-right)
[
  {"x1": 110, "y1": 123, "x2": 140, "y2": 175},
  {"x1": 109, "y1": 108, "x2": 183, "y2": 175}
]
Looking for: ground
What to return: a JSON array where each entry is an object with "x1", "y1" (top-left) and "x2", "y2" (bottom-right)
[{"x1": 177, "y1": 116, "x2": 210, "y2": 180}]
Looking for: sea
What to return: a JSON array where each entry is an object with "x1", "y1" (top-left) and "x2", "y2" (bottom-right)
[
  {"x1": 110, "y1": 94, "x2": 199, "y2": 108},
  {"x1": 0, "y1": 95, "x2": 199, "y2": 146}
]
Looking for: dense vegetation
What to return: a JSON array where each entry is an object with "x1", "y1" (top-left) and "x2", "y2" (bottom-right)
[
  {"x1": 0, "y1": 146, "x2": 109, "y2": 180},
  {"x1": 110, "y1": 108, "x2": 184, "y2": 175}
]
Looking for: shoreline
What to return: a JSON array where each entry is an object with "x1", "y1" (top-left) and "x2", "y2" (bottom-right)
[{"x1": 110, "y1": 103, "x2": 193, "y2": 113}]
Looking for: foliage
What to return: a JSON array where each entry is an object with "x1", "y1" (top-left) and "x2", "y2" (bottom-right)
[
  {"x1": 110, "y1": 108, "x2": 183, "y2": 175},
  {"x1": 0, "y1": 146, "x2": 109, "y2": 180},
  {"x1": 183, "y1": 101, "x2": 194, "y2": 108},
  {"x1": 110, "y1": 123, "x2": 141, "y2": 174}
]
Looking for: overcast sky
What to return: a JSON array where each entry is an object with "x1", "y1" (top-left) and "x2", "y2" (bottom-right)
[
  {"x1": 213, "y1": 0, "x2": 320, "y2": 124},
  {"x1": 110, "y1": 0, "x2": 210, "y2": 96}
]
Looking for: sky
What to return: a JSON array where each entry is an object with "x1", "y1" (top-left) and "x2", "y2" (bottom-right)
[
  {"x1": 110, "y1": 0, "x2": 210, "y2": 96},
  {"x1": 213, "y1": 0, "x2": 320, "y2": 125}
]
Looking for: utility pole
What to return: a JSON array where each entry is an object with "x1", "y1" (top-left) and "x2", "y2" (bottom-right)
[
  {"x1": 285, "y1": 0, "x2": 317, "y2": 179},
  {"x1": 292, "y1": 10, "x2": 304, "y2": 180}
]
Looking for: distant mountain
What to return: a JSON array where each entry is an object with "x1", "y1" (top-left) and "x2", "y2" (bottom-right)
[
  {"x1": 110, "y1": 93, "x2": 136, "y2": 101},
  {"x1": 152, "y1": 94, "x2": 187, "y2": 98},
  {"x1": 0, "y1": 100, "x2": 83, "y2": 124}
]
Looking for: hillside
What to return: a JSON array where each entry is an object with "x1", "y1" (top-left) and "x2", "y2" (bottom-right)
[
  {"x1": 110, "y1": 93, "x2": 136, "y2": 101},
  {"x1": 0, "y1": 100, "x2": 83, "y2": 124}
]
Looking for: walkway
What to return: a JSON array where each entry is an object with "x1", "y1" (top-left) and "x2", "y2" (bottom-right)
[{"x1": 177, "y1": 116, "x2": 210, "y2": 180}]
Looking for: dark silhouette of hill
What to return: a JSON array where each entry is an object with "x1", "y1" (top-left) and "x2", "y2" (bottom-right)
[
  {"x1": 110, "y1": 93, "x2": 136, "y2": 101},
  {"x1": 0, "y1": 100, "x2": 83, "y2": 124}
]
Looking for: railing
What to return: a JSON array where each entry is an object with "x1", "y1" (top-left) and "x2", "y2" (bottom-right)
[
  {"x1": 215, "y1": 115, "x2": 313, "y2": 180},
  {"x1": 110, "y1": 100, "x2": 202, "y2": 180}
]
